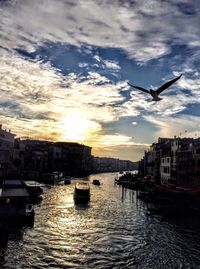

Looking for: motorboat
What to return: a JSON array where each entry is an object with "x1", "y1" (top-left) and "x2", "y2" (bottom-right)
[
  {"x1": 24, "y1": 181, "x2": 43, "y2": 200},
  {"x1": 92, "y1": 179, "x2": 100, "y2": 186},
  {"x1": 74, "y1": 182, "x2": 90, "y2": 202}
]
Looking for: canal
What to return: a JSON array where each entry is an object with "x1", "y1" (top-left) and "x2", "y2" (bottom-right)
[{"x1": 1, "y1": 172, "x2": 200, "y2": 268}]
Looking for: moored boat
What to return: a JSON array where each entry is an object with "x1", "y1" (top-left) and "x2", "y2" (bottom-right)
[
  {"x1": 74, "y1": 182, "x2": 90, "y2": 202},
  {"x1": 24, "y1": 181, "x2": 43, "y2": 201},
  {"x1": 0, "y1": 179, "x2": 34, "y2": 221}
]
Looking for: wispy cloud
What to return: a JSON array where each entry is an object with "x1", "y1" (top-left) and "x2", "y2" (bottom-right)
[
  {"x1": 144, "y1": 114, "x2": 200, "y2": 139},
  {"x1": 0, "y1": 52, "x2": 132, "y2": 146},
  {"x1": 1, "y1": 0, "x2": 200, "y2": 62}
]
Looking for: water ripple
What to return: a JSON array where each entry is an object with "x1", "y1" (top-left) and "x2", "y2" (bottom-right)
[{"x1": 1, "y1": 173, "x2": 200, "y2": 268}]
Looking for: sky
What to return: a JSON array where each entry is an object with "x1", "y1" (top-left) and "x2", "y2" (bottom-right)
[{"x1": 0, "y1": 0, "x2": 200, "y2": 162}]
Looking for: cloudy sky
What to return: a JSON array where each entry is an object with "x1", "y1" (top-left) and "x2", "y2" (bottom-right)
[{"x1": 0, "y1": 0, "x2": 200, "y2": 161}]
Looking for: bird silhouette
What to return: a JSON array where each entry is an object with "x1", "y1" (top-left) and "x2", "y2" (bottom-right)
[{"x1": 128, "y1": 74, "x2": 182, "y2": 101}]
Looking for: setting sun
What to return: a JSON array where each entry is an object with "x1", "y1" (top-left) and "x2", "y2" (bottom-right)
[{"x1": 60, "y1": 110, "x2": 101, "y2": 142}]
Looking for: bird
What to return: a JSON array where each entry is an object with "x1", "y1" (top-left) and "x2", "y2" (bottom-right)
[{"x1": 128, "y1": 74, "x2": 182, "y2": 101}]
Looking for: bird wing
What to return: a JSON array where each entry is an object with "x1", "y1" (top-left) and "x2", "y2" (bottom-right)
[
  {"x1": 156, "y1": 74, "x2": 182, "y2": 95},
  {"x1": 127, "y1": 82, "x2": 149, "y2": 94}
]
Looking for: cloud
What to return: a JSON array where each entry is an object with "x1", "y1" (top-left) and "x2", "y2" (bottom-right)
[
  {"x1": 1, "y1": 0, "x2": 200, "y2": 63},
  {"x1": 102, "y1": 60, "x2": 121, "y2": 71},
  {"x1": 93, "y1": 143, "x2": 150, "y2": 161},
  {"x1": 144, "y1": 114, "x2": 200, "y2": 139},
  {"x1": 0, "y1": 52, "x2": 132, "y2": 145}
]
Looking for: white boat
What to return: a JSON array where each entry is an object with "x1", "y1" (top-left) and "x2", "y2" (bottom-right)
[{"x1": 74, "y1": 182, "x2": 90, "y2": 202}]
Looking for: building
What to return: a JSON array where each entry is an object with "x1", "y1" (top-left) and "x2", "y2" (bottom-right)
[
  {"x1": 51, "y1": 142, "x2": 92, "y2": 176},
  {"x1": 0, "y1": 125, "x2": 15, "y2": 179},
  {"x1": 160, "y1": 156, "x2": 171, "y2": 185},
  {"x1": 192, "y1": 139, "x2": 200, "y2": 185},
  {"x1": 92, "y1": 156, "x2": 137, "y2": 173},
  {"x1": 139, "y1": 138, "x2": 172, "y2": 181},
  {"x1": 176, "y1": 138, "x2": 193, "y2": 185},
  {"x1": 139, "y1": 136, "x2": 200, "y2": 187},
  {"x1": 171, "y1": 136, "x2": 179, "y2": 180}
]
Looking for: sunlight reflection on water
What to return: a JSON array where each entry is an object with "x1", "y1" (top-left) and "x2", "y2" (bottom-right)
[{"x1": 1, "y1": 173, "x2": 200, "y2": 269}]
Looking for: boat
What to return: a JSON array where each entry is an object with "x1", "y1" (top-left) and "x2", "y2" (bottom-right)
[
  {"x1": 92, "y1": 179, "x2": 100, "y2": 186},
  {"x1": 74, "y1": 182, "x2": 90, "y2": 202},
  {"x1": 24, "y1": 181, "x2": 43, "y2": 201},
  {"x1": 63, "y1": 176, "x2": 71, "y2": 185},
  {"x1": 0, "y1": 179, "x2": 34, "y2": 221}
]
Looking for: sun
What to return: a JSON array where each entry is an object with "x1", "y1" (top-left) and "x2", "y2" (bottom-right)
[
  {"x1": 60, "y1": 111, "x2": 101, "y2": 142},
  {"x1": 63, "y1": 115, "x2": 90, "y2": 141}
]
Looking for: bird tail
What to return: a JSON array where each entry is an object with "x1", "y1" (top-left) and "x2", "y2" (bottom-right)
[{"x1": 152, "y1": 96, "x2": 162, "y2": 102}]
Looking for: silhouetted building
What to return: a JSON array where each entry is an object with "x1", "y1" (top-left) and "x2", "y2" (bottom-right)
[
  {"x1": 51, "y1": 142, "x2": 92, "y2": 176},
  {"x1": 176, "y1": 138, "x2": 194, "y2": 185},
  {"x1": 0, "y1": 125, "x2": 15, "y2": 179},
  {"x1": 20, "y1": 140, "x2": 52, "y2": 178},
  {"x1": 138, "y1": 136, "x2": 200, "y2": 187},
  {"x1": 192, "y1": 139, "x2": 200, "y2": 185},
  {"x1": 92, "y1": 156, "x2": 137, "y2": 173}
]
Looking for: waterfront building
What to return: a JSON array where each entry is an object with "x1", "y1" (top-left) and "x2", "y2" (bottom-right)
[
  {"x1": 21, "y1": 140, "x2": 51, "y2": 179},
  {"x1": 176, "y1": 138, "x2": 194, "y2": 186},
  {"x1": 0, "y1": 125, "x2": 15, "y2": 179},
  {"x1": 139, "y1": 138, "x2": 172, "y2": 181},
  {"x1": 52, "y1": 142, "x2": 92, "y2": 176},
  {"x1": 13, "y1": 138, "x2": 26, "y2": 177},
  {"x1": 160, "y1": 156, "x2": 171, "y2": 185},
  {"x1": 192, "y1": 139, "x2": 200, "y2": 185},
  {"x1": 92, "y1": 156, "x2": 137, "y2": 173},
  {"x1": 139, "y1": 136, "x2": 200, "y2": 187},
  {"x1": 171, "y1": 136, "x2": 179, "y2": 181}
]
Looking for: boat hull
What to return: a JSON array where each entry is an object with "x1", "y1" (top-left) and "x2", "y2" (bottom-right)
[{"x1": 74, "y1": 182, "x2": 90, "y2": 203}]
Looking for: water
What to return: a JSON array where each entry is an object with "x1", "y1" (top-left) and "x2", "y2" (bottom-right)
[{"x1": 1, "y1": 172, "x2": 200, "y2": 269}]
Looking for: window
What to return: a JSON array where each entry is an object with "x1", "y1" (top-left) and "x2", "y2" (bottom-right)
[
  {"x1": 164, "y1": 167, "x2": 168, "y2": 173},
  {"x1": 196, "y1": 148, "x2": 200, "y2": 154}
]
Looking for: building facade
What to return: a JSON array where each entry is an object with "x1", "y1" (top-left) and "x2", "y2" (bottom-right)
[
  {"x1": 139, "y1": 136, "x2": 200, "y2": 187},
  {"x1": 0, "y1": 125, "x2": 15, "y2": 179}
]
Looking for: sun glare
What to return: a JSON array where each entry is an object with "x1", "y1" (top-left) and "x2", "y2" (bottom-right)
[{"x1": 60, "y1": 111, "x2": 100, "y2": 142}]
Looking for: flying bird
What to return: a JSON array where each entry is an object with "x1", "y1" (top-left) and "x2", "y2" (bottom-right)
[{"x1": 128, "y1": 74, "x2": 182, "y2": 101}]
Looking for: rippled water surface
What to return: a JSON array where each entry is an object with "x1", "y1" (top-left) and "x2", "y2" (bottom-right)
[{"x1": 1, "y1": 173, "x2": 200, "y2": 268}]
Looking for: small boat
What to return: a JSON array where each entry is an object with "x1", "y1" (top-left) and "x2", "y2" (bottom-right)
[
  {"x1": 92, "y1": 179, "x2": 100, "y2": 186},
  {"x1": 63, "y1": 177, "x2": 71, "y2": 185},
  {"x1": 74, "y1": 182, "x2": 90, "y2": 202},
  {"x1": 24, "y1": 181, "x2": 43, "y2": 200}
]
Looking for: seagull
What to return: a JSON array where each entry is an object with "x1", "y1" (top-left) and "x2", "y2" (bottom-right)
[{"x1": 128, "y1": 74, "x2": 182, "y2": 101}]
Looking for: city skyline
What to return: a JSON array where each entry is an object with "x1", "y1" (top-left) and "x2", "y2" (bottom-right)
[{"x1": 0, "y1": 0, "x2": 200, "y2": 161}]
